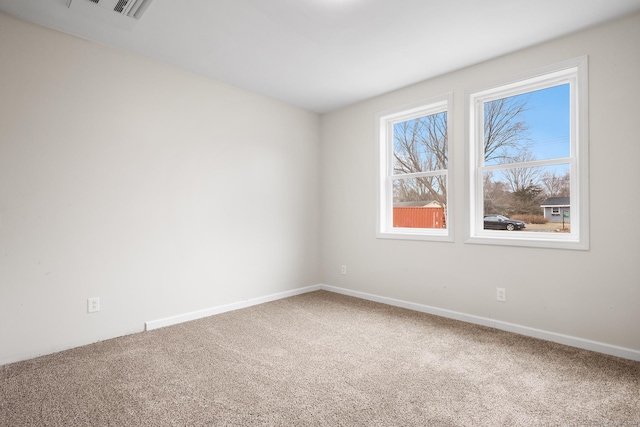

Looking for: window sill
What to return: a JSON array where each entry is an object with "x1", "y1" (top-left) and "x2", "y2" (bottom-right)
[
  {"x1": 377, "y1": 229, "x2": 453, "y2": 242},
  {"x1": 465, "y1": 232, "x2": 588, "y2": 250}
]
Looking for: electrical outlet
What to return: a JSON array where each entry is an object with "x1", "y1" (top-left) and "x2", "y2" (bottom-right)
[
  {"x1": 87, "y1": 297, "x2": 100, "y2": 313},
  {"x1": 496, "y1": 288, "x2": 506, "y2": 302},
  {"x1": 341, "y1": 265, "x2": 347, "y2": 275}
]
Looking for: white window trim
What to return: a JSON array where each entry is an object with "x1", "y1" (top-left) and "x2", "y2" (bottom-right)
[
  {"x1": 376, "y1": 93, "x2": 454, "y2": 242},
  {"x1": 465, "y1": 56, "x2": 589, "y2": 250}
]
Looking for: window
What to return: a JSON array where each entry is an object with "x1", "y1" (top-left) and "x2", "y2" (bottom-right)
[
  {"x1": 377, "y1": 94, "x2": 452, "y2": 241},
  {"x1": 467, "y1": 57, "x2": 589, "y2": 250}
]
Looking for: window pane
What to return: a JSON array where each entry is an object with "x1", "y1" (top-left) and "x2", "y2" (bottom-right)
[
  {"x1": 483, "y1": 164, "x2": 571, "y2": 232},
  {"x1": 484, "y1": 84, "x2": 570, "y2": 166},
  {"x1": 393, "y1": 177, "x2": 447, "y2": 229},
  {"x1": 468, "y1": 58, "x2": 587, "y2": 248},
  {"x1": 378, "y1": 94, "x2": 452, "y2": 240},
  {"x1": 393, "y1": 111, "x2": 448, "y2": 174}
]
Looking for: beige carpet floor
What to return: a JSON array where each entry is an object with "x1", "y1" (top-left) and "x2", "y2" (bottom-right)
[{"x1": 1, "y1": 290, "x2": 639, "y2": 426}]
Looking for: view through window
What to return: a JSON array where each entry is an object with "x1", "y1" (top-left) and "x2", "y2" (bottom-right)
[
  {"x1": 481, "y1": 83, "x2": 571, "y2": 232},
  {"x1": 393, "y1": 109, "x2": 448, "y2": 229},
  {"x1": 468, "y1": 57, "x2": 588, "y2": 249},
  {"x1": 377, "y1": 95, "x2": 451, "y2": 240}
]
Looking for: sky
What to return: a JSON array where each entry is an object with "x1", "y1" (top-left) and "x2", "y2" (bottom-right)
[
  {"x1": 508, "y1": 83, "x2": 570, "y2": 161},
  {"x1": 392, "y1": 82, "x2": 571, "y2": 177}
]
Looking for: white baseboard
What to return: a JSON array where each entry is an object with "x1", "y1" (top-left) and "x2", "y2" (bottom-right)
[
  {"x1": 146, "y1": 283, "x2": 639, "y2": 361},
  {"x1": 320, "y1": 284, "x2": 640, "y2": 362},
  {"x1": 144, "y1": 284, "x2": 322, "y2": 331},
  {"x1": 10, "y1": 283, "x2": 633, "y2": 367}
]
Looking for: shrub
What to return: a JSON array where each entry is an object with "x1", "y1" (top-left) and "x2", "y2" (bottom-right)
[{"x1": 511, "y1": 214, "x2": 547, "y2": 224}]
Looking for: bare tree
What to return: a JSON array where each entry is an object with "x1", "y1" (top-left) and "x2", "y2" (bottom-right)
[
  {"x1": 500, "y1": 150, "x2": 542, "y2": 194},
  {"x1": 484, "y1": 95, "x2": 531, "y2": 163},
  {"x1": 541, "y1": 170, "x2": 570, "y2": 197},
  {"x1": 392, "y1": 95, "x2": 531, "y2": 212},
  {"x1": 498, "y1": 151, "x2": 545, "y2": 215},
  {"x1": 483, "y1": 171, "x2": 511, "y2": 214},
  {"x1": 393, "y1": 112, "x2": 448, "y2": 206}
]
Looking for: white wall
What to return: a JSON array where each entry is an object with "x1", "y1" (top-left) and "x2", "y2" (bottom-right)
[
  {"x1": 321, "y1": 14, "x2": 640, "y2": 353},
  {"x1": 2, "y1": 10, "x2": 639, "y2": 366},
  {"x1": 0, "y1": 13, "x2": 321, "y2": 365}
]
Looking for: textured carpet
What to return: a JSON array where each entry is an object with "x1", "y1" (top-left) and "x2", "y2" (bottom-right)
[{"x1": 1, "y1": 290, "x2": 639, "y2": 426}]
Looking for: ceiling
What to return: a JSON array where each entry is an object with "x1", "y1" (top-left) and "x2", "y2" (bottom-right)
[{"x1": 2, "y1": 0, "x2": 640, "y2": 113}]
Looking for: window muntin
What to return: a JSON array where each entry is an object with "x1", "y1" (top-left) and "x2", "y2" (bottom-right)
[
  {"x1": 468, "y1": 58, "x2": 588, "y2": 249},
  {"x1": 377, "y1": 95, "x2": 452, "y2": 241}
]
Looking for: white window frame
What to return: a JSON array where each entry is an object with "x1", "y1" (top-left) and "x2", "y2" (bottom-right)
[
  {"x1": 466, "y1": 57, "x2": 589, "y2": 250},
  {"x1": 377, "y1": 93, "x2": 453, "y2": 241}
]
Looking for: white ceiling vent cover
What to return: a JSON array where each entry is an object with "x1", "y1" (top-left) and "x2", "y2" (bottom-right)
[{"x1": 68, "y1": 0, "x2": 153, "y2": 21}]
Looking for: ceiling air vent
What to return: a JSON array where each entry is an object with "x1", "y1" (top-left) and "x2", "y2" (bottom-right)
[{"x1": 68, "y1": 0, "x2": 153, "y2": 20}]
